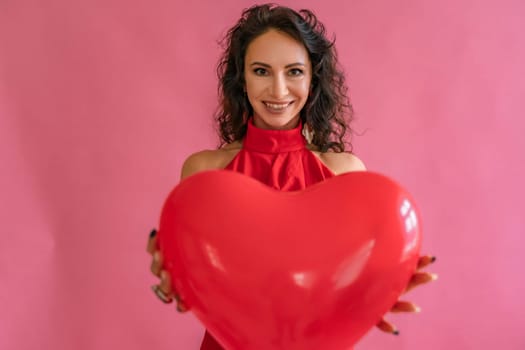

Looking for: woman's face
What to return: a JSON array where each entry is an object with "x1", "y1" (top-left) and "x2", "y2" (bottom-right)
[{"x1": 244, "y1": 29, "x2": 312, "y2": 130}]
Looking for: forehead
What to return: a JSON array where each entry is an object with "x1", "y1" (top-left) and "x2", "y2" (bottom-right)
[{"x1": 245, "y1": 29, "x2": 310, "y2": 65}]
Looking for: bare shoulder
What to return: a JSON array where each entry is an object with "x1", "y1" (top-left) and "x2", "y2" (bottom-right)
[
  {"x1": 318, "y1": 151, "x2": 366, "y2": 175},
  {"x1": 180, "y1": 142, "x2": 242, "y2": 180}
]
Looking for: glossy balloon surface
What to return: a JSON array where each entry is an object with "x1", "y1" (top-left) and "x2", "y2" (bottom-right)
[{"x1": 158, "y1": 170, "x2": 422, "y2": 350}]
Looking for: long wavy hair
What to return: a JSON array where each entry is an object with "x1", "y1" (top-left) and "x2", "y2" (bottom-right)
[{"x1": 215, "y1": 4, "x2": 354, "y2": 152}]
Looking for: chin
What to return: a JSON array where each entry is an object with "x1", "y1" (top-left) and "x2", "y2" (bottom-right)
[{"x1": 253, "y1": 113, "x2": 301, "y2": 130}]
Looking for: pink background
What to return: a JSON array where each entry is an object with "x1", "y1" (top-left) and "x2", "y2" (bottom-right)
[{"x1": 1, "y1": 0, "x2": 524, "y2": 349}]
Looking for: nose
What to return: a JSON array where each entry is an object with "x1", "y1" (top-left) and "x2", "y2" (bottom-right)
[{"x1": 269, "y1": 74, "x2": 288, "y2": 99}]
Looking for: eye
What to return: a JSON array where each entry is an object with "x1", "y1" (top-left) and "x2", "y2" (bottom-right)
[
  {"x1": 288, "y1": 68, "x2": 304, "y2": 76},
  {"x1": 253, "y1": 68, "x2": 268, "y2": 76}
]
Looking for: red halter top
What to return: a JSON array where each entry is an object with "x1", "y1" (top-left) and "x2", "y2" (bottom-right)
[
  {"x1": 224, "y1": 120, "x2": 335, "y2": 190},
  {"x1": 200, "y1": 119, "x2": 335, "y2": 349}
]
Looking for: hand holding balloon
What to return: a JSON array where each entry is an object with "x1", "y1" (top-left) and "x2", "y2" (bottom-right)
[
  {"x1": 376, "y1": 255, "x2": 438, "y2": 335},
  {"x1": 147, "y1": 229, "x2": 188, "y2": 312}
]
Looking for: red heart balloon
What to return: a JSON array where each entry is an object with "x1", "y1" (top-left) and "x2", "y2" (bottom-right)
[{"x1": 158, "y1": 170, "x2": 422, "y2": 350}]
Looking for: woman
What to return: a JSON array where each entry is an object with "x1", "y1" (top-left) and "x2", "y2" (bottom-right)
[{"x1": 147, "y1": 4, "x2": 436, "y2": 349}]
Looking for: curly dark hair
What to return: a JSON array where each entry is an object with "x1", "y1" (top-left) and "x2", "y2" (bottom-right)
[{"x1": 215, "y1": 3, "x2": 354, "y2": 152}]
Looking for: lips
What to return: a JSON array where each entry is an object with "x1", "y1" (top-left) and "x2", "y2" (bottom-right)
[{"x1": 263, "y1": 101, "x2": 293, "y2": 111}]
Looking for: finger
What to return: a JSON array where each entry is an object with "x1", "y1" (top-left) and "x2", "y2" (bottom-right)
[
  {"x1": 417, "y1": 255, "x2": 436, "y2": 270},
  {"x1": 175, "y1": 294, "x2": 189, "y2": 313},
  {"x1": 160, "y1": 271, "x2": 189, "y2": 313},
  {"x1": 150, "y1": 251, "x2": 163, "y2": 277},
  {"x1": 147, "y1": 229, "x2": 158, "y2": 255},
  {"x1": 159, "y1": 270, "x2": 173, "y2": 296},
  {"x1": 390, "y1": 300, "x2": 421, "y2": 313},
  {"x1": 376, "y1": 318, "x2": 399, "y2": 335},
  {"x1": 405, "y1": 272, "x2": 438, "y2": 293},
  {"x1": 151, "y1": 284, "x2": 173, "y2": 304},
  {"x1": 160, "y1": 270, "x2": 190, "y2": 312},
  {"x1": 150, "y1": 270, "x2": 175, "y2": 304}
]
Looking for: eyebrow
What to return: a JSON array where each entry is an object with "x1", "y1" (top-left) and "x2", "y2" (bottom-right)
[{"x1": 249, "y1": 61, "x2": 306, "y2": 68}]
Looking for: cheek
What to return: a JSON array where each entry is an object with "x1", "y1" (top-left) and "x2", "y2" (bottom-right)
[
  {"x1": 294, "y1": 81, "x2": 311, "y2": 99},
  {"x1": 245, "y1": 79, "x2": 264, "y2": 98},
  {"x1": 245, "y1": 84, "x2": 261, "y2": 107}
]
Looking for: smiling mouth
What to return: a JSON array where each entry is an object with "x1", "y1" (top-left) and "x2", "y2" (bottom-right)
[{"x1": 264, "y1": 101, "x2": 293, "y2": 111}]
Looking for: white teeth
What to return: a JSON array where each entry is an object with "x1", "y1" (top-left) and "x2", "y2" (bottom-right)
[{"x1": 265, "y1": 102, "x2": 290, "y2": 110}]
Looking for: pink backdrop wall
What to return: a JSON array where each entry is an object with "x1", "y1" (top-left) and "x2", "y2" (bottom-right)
[{"x1": 1, "y1": 0, "x2": 524, "y2": 349}]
